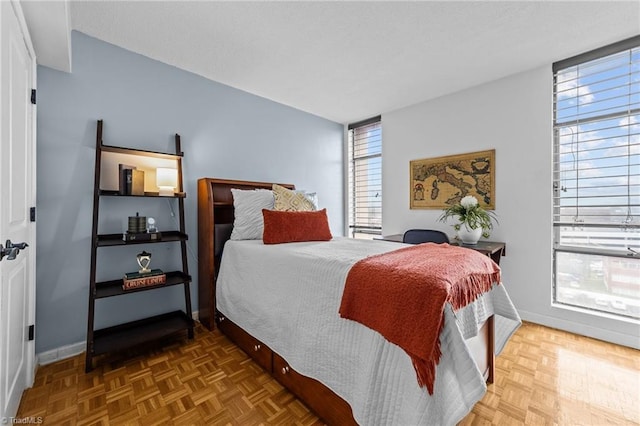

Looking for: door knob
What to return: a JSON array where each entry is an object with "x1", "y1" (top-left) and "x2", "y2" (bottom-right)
[{"x1": 0, "y1": 240, "x2": 28, "y2": 261}]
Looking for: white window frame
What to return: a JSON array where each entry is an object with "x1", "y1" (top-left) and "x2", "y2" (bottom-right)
[
  {"x1": 347, "y1": 116, "x2": 382, "y2": 239},
  {"x1": 552, "y1": 36, "x2": 640, "y2": 320}
]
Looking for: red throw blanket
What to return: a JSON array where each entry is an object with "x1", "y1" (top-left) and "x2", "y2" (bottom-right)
[{"x1": 339, "y1": 243, "x2": 501, "y2": 394}]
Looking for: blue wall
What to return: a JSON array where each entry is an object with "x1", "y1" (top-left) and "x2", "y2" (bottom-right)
[{"x1": 36, "y1": 31, "x2": 344, "y2": 353}]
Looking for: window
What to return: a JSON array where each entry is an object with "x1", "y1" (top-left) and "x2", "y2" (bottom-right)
[
  {"x1": 348, "y1": 116, "x2": 382, "y2": 239},
  {"x1": 553, "y1": 36, "x2": 640, "y2": 319}
]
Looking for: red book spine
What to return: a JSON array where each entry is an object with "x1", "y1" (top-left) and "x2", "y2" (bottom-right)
[{"x1": 122, "y1": 273, "x2": 166, "y2": 290}]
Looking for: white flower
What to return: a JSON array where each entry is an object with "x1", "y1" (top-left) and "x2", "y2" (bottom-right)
[{"x1": 460, "y1": 195, "x2": 478, "y2": 209}]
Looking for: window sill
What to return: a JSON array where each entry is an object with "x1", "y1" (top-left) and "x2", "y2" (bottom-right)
[{"x1": 551, "y1": 302, "x2": 640, "y2": 325}]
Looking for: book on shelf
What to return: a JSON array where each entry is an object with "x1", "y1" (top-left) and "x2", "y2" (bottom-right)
[
  {"x1": 131, "y1": 169, "x2": 145, "y2": 195},
  {"x1": 122, "y1": 269, "x2": 166, "y2": 290},
  {"x1": 118, "y1": 164, "x2": 136, "y2": 195},
  {"x1": 124, "y1": 268, "x2": 164, "y2": 280},
  {"x1": 123, "y1": 231, "x2": 162, "y2": 242}
]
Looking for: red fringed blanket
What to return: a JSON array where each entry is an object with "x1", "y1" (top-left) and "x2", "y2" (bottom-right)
[{"x1": 339, "y1": 243, "x2": 501, "y2": 394}]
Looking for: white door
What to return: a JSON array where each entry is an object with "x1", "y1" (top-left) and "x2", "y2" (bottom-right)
[{"x1": 0, "y1": 0, "x2": 36, "y2": 420}]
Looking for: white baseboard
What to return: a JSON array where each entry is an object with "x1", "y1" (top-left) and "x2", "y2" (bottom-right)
[
  {"x1": 518, "y1": 309, "x2": 640, "y2": 350},
  {"x1": 36, "y1": 310, "x2": 201, "y2": 366},
  {"x1": 36, "y1": 341, "x2": 85, "y2": 366}
]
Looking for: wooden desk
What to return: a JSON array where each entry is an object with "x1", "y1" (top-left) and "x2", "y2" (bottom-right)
[{"x1": 375, "y1": 234, "x2": 506, "y2": 265}]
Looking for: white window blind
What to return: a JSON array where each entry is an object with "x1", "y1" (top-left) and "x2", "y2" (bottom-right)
[
  {"x1": 348, "y1": 116, "x2": 382, "y2": 238},
  {"x1": 553, "y1": 36, "x2": 640, "y2": 319}
]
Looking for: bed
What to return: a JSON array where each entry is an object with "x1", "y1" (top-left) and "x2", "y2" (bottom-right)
[{"x1": 197, "y1": 178, "x2": 521, "y2": 425}]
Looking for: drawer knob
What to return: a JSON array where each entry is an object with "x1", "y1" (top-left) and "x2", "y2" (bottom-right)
[
  {"x1": 281, "y1": 366, "x2": 290, "y2": 374},
  {"x1": 219, "y1": 316, "x2": 225, "y2": 322},
  {"x1": 253, "y1": 344, "x2": 261, "y2": 351}
]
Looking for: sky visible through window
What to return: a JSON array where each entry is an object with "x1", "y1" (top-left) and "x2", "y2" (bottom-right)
[
  {"x1": 349, "y1": 121, "x2": 382, "y2": 238},
  {"x1": 556, "y1": 48, "x2": 639, "y2": 222},
  {"x1": 554, "y1": 45, "x2": 639, "y2": 319}
]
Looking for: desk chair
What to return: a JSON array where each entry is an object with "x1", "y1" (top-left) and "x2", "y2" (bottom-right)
[{"x1": 402, "y1": 229, "x2": 450, "y2": 244}]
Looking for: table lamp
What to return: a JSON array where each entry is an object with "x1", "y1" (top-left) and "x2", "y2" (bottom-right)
[{"x1": 156, "y1": 167, "x2": 178, "y2": 196}]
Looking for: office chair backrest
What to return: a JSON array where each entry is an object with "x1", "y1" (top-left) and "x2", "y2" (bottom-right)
[{"x1": 402, "y1": 229, "x2": 450, "y2": 244}]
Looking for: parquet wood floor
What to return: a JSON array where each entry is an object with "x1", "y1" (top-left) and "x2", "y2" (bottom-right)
[{"x1": 17, "y1": 321, "x2": 640, "y2": 425}]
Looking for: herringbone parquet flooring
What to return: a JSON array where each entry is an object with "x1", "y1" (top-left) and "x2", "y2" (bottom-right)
[{"x1": 16, "y1": 321, "x2": 640, "y2": 425}]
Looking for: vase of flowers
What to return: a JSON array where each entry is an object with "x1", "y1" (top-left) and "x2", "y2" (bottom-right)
[{"x1": 438, "y1": 195, "x2": 497, "y2": 245}]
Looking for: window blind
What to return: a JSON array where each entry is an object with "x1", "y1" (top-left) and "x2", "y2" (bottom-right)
[
  {"x1": 348, "y1": 116, "x2": 382, "y2": 236},
  {"x1": 553, "y1": 37, "x2": 640, "y2": 257},
  {"x1": 552, "y1": 36, "x2": 640, "y2": 320}
]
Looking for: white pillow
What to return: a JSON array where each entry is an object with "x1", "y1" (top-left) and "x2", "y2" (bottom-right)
[
  {"x1": 294, "y1": 190, "x2": 318, "y2": 209},
  {"x1": 230, "y1": 189, "x2": 275, "y2": 240},
  {"x1": 296, "y1": 190, "x2": 318, "y2": 210}
]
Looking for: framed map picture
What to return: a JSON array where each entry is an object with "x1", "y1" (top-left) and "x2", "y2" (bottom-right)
[{"x1": 410, "y1": 149, "x2": 495, "y2": 209}]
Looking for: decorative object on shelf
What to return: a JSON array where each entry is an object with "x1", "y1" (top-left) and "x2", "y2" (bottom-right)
[
  {"x1": 410, "y1": 149, "x2": 495, "y2": 209},
  {"x1": 157, "y1": 167, "x2": 178, "y2": 196},
  {"x1": 147, "y1": 217, "x2": 158, "y2": 233},
  {"x1": 123, "y1": 214, "x2": 163, "y2": 241},
  {"x1": 128, "y1": 212, "x2": 147, "y2": 234},
  {"x1": 438, "y1": 195, "x2": 498, "y2": 245},
  {"x1": 136, "y1": 250, "x2": 152, "y2": 273}
]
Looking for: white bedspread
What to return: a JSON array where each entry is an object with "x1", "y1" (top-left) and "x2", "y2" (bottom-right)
[{"x1": 216, "y1": 237, "x2": 521, "y2": 425}]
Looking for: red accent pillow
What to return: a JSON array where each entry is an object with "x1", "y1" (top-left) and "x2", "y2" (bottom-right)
[{"x1": 262, "y1": 209, "x2": 332, "y2": 244}]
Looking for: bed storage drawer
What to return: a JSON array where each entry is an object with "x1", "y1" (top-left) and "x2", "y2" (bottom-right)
[
  {"x1": 216, "y1": 313, "x2": 273, "y2": 371},
  {"x1": 466, "y1": 316, "x2": 495, "y2": 383},
  {"x1": 273, "y1": 353, "x2": 356, "y2": 426}
]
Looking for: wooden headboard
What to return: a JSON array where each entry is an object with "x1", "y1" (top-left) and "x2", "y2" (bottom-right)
[{"x1": 197, "y1": 178, "x2": 295, "y2": 329}]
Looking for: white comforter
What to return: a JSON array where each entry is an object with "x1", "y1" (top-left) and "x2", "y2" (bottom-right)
[{"x1": 216, "y1": 238, "x2": 521, "y2": 425}]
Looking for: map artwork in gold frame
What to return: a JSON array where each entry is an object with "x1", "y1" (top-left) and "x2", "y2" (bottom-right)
[{"x1": 410, "y1": 149, "x2": 495, "y2": 209}]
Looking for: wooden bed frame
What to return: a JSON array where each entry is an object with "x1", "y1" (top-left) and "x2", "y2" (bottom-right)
[{"x1": 197, "y1": 177, "x2": 495, "y2": 425}]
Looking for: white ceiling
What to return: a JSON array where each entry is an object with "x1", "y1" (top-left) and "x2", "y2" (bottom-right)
[{"x1": 24, "y1": 1, "x2": 640, "y2": 124}]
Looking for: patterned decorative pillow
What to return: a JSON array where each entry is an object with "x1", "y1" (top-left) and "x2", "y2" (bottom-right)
[
  {"x1": 262, "y1": 209, "x2": 332, "y2": 244},
  {"x1": 229, "y1": 189, "x2": 275, "y2": 240},
  {"x1": 273, "y1": 184, "x2": 316, "y2": 211},
  {"x1": 294, "y1": 190, "x2": 318, "y2": 209}
]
